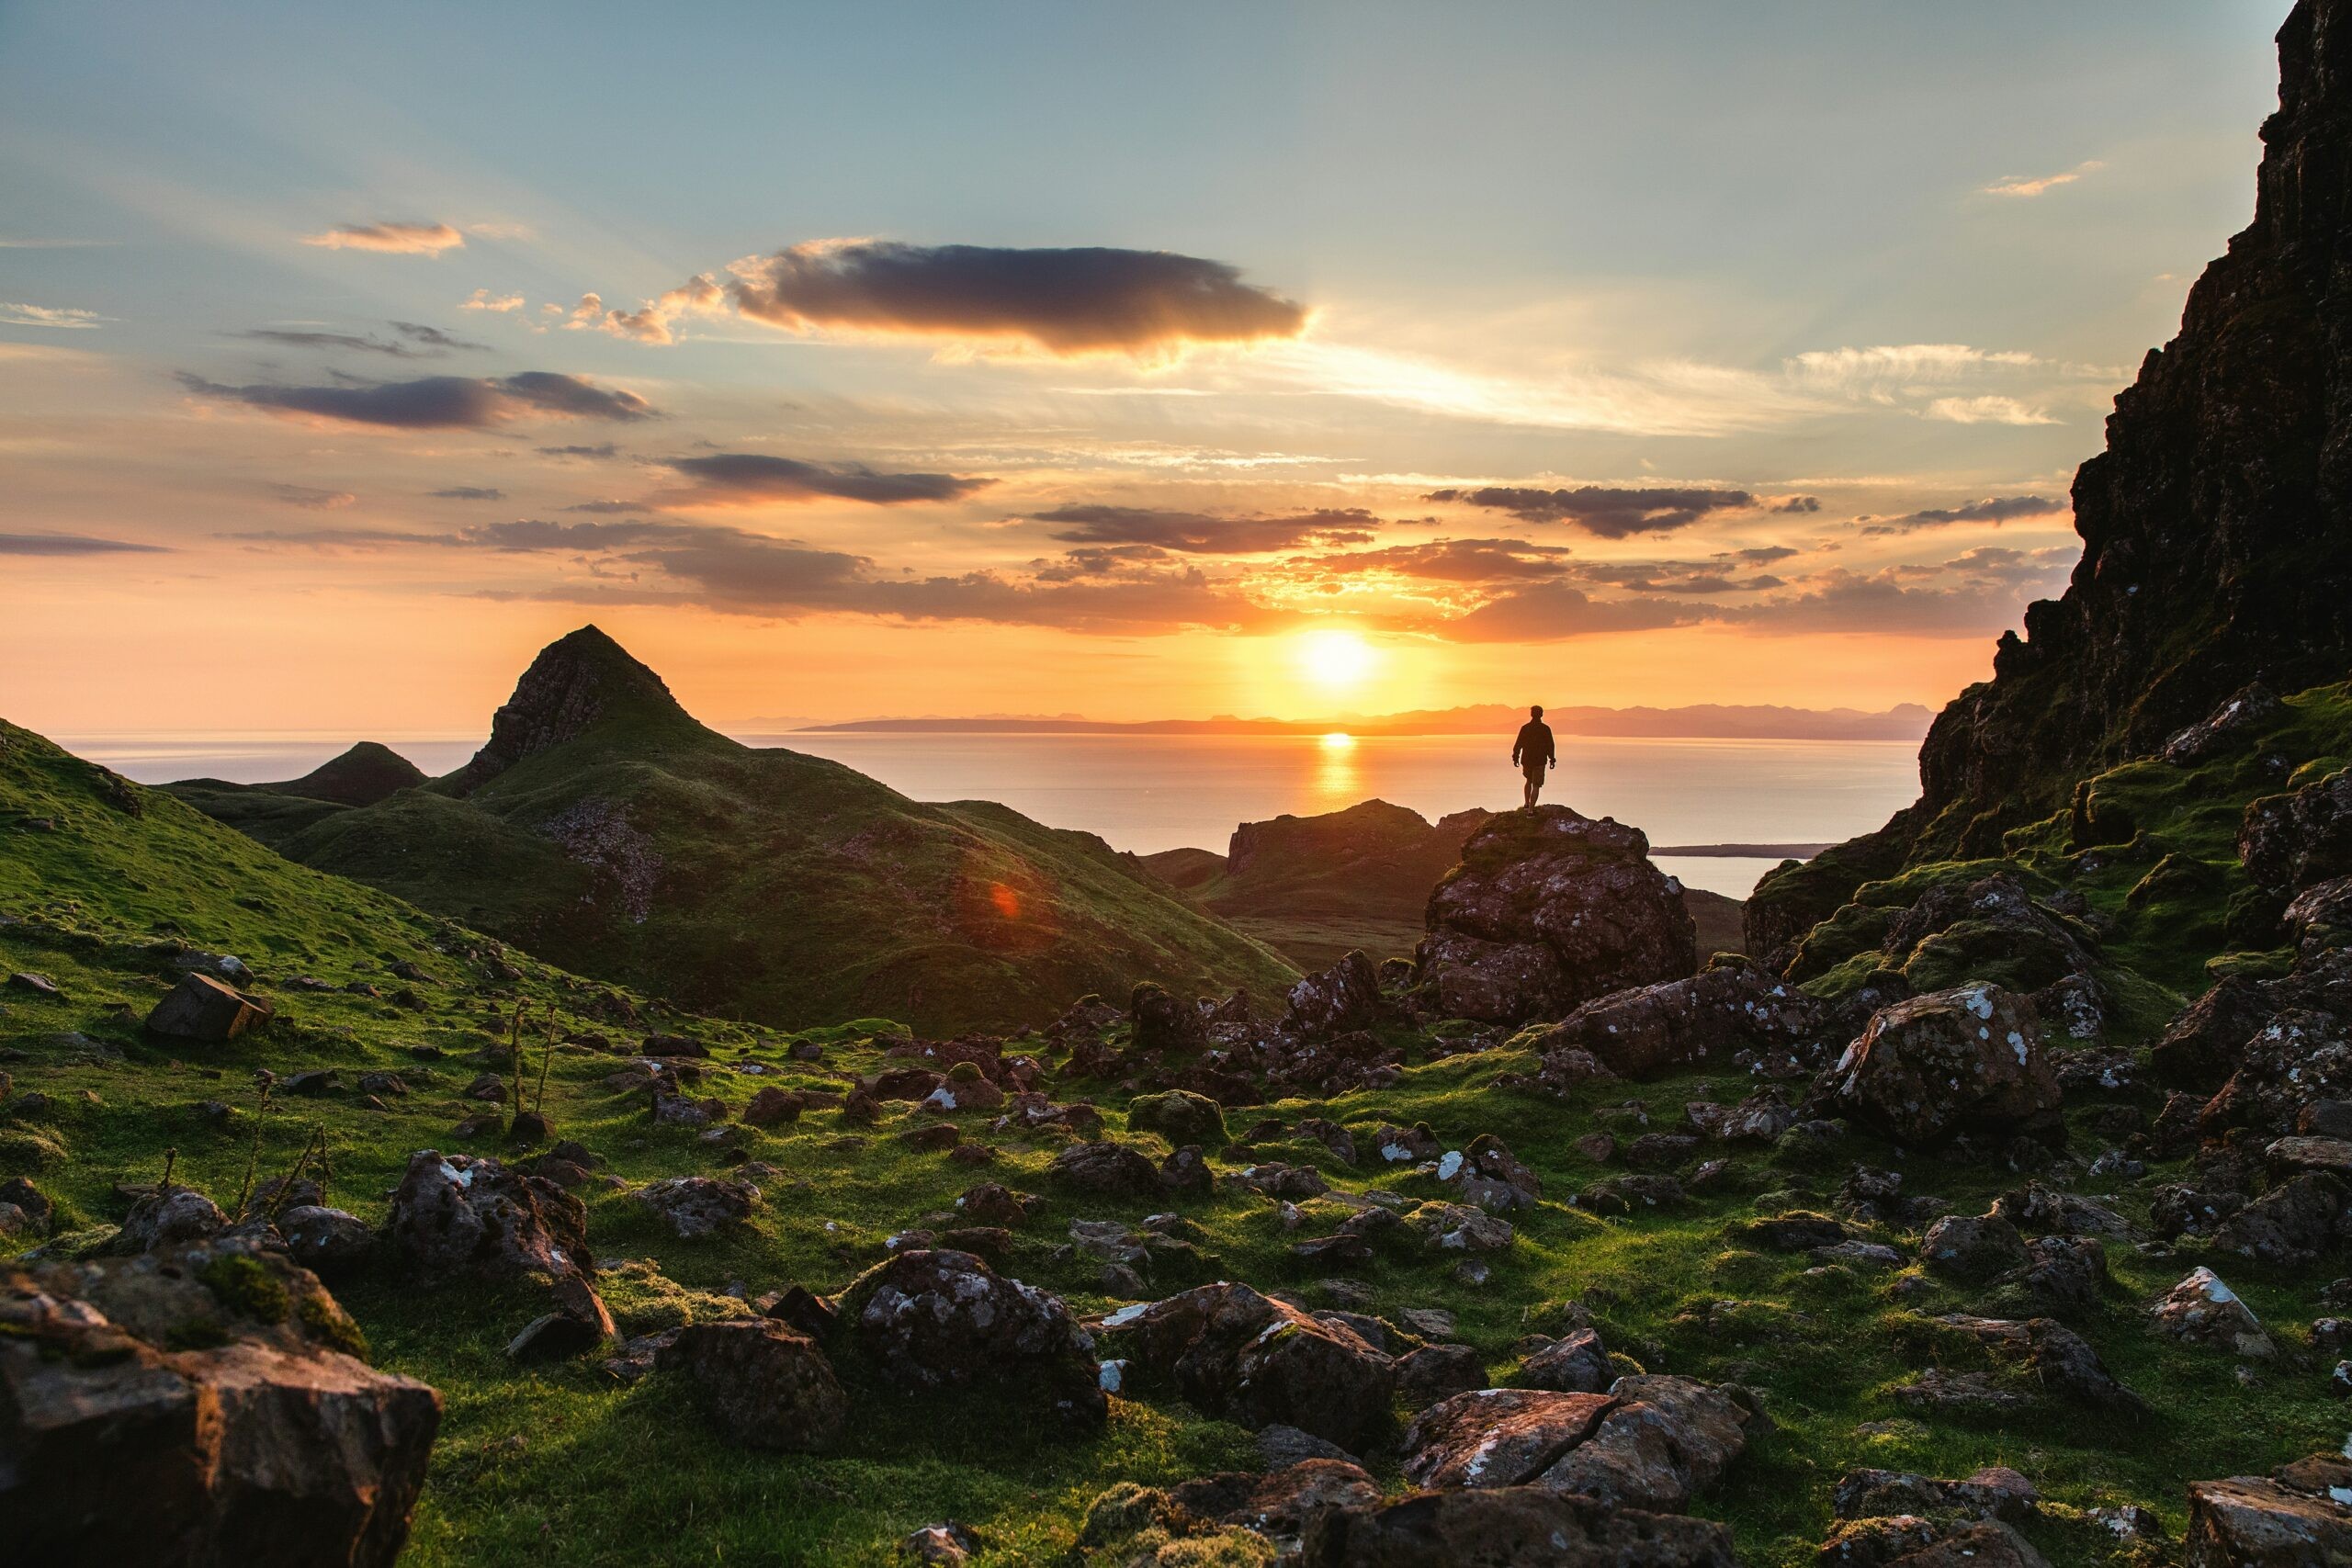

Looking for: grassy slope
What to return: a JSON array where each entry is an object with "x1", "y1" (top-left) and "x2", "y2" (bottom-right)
[
  {"x1": 4, "y1": 716, "x2": 2335, "y2": 1565},
  {"x1": 169, "y1": 699, "x2": 1296, "y2": 1038},
  {"x1": 1777, "y1": 681, "x2": 2352, "y2": 1036}
]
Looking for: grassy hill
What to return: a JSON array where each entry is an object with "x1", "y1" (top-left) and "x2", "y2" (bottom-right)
[
  {"x1": 163, "y1": 628, "x2": 1295, "y2": 1035},
  {"x1": 5, "y1": 714, "x2": 2341, "y2": 1565},
  {"x1": 1144, "y1": 798, "x2": 1746, "y2": 969}
]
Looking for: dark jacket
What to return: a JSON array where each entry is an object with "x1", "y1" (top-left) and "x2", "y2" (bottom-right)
[{"x1": 1512, "y1": 718, "x2": 1555, "y2": 767}]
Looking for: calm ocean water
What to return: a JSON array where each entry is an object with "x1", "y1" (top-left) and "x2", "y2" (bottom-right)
[{"x1": 76, "y1": 728, "x2": 1923, "y2": 898}]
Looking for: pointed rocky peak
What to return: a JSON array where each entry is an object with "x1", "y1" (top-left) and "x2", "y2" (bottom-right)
[
  {"x1": 447, "y1": 626, "x2": 697, "y2": 795},
  {"x1": 270, "y1": 742, "x2": 426, "y2": 807}
]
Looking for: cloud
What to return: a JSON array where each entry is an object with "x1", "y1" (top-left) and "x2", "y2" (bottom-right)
[
  {"x1": 0, "y1": 531, "x2": 166, "y2": 556},
  {"x1": 431, "y1": 486, "x2": 505, "y2": 501},
  {"x1": 1982, "y1": 160, "x2": 2105, "y2": 198},
  {"x1": 1860, "y1": 494, "x2": 2067, "y2": 533},
  {"x1": 462, "y1": 288, "x2": 526, "y2": 312},
  {"x1": 569, "y1": 276, "x2": 728, "y2": 344},
  {"x1": 0, "y1": 302, "x2": 111, "y2": 329},
  {"x1": 1771, "y1": 495, "x2": 1821, "y2": 513},
  {"x1": 1736, "y1": 569, "x2": 2043, "y2": 638},
  {"x1": 1423, "y1": 485, "x2": 1756, "y2": 536},
  {"x1": 235, "y1": 321, "x2": 483, "y2": 357},
  {"x1": 1437, "y1": 581, "x2": 1708, "y2": 642},
  {"x1": 662, "y1": 452, "x2": 992, "y2": 506},
  {"x1": 268, "y1": 482, "x2": 356, "y2": 509},
  {"x1": 1037, "y1": 503, "x2": 1378, "y2": 555},
  {"x1": 300, "y1": 221, "x2": 465, "y2": 255},
  {"x1": 704, "y1": 239, "x2": 1306, "y2": 357},
  {"x1": 1295, "y1": 537, "x2": 1578, "y2": 585},
  {"x1": 177, "y1": 369, "x2": 657, "y2": 429},
  {"x1": 1726, "y1": 545, "x2": 1799, "y2": 563},
  {"x1": 538, "y1": 443, "x2": 621, "y2": 459},
  {"x1": 1924, "y1": 395, "x2": 2056, "y2": 425}
]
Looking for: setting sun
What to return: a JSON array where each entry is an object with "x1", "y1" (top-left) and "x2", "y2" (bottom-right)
[{"x1": 1296, "y1": 628, "x2": 1379, "y2": 692}]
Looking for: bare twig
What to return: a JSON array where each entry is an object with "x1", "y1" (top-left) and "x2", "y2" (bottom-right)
[{"x1": 232, "y1": 1081, "x2": 274, "y2": 1220}]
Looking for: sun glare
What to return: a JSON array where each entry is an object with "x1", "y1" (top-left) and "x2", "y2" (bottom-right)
[{"x1": 1296, "y1": 628, "x2": 1378, "y2": 692}]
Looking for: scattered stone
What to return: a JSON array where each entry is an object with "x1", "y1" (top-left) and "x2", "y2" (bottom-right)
[
  {"x1": 1921, "y1": 1213, "x2": 2030, "y2": 1281},
  {"x1": 2186, "y1": 1454, "x2": 2352, "y2": 1567},
  {"x1": 278, "y1": 1205, "x2": 375, "y2": 1278},
  {"x1": 1529, "y1": 956, "x2": 1823, "y2": 1079},
  {"x1": 742, "y1": 1087, "x2": 802, "y2": 1125},
  {"x1": 1113, "y1": 1280, "x2": 1396, "y2": 1451},
  {"x1": 119, "y1": 1186, "x2": 226, "y2": 1252},
  {"x1": 637, "y1": 1176, "x2": 757, "y2": 1239},
  {"x1": 1284, "y1": 950, "x2": 1385, "y2": 1039},
  {"x1": 1401, "y1": 1375, "x2": 1758, "y2": 1514},
  {"x1": 1297, "y1": 1486, "x2": 1737, "y2": 1568},
  {"x1": 1128, "y1": 1089, "x2": 1227, "y2": 1147},
  {"x1": 840, "y1": 1249, "x2": 1104, "y2": 1432},
  {"x1": 1049, "y1": 1140, "x2": 1166, "y2": 1198},
  {"x1": 1406, "y1": 1201, "x2": 1514, "y2": 1253},
  {"x1": 1396, "y1": 1344, "x2": 1487, "y2": 1411},
  {"x1": 144, "y1": 972, "x2": 271, "y2": 1043},
  {"x1": 2151, "y1": 1267, "x2": 2275, "y2": 1358},
  {"x1": 1820, "y1": 984, "x2": 2059, "y2": 1147},
  {"x1": 1517, "y1": 1327, "x2": 1611, "y2": 1393},
  {"x1": 655, "y1": 1320, "x2": 846, "y2": 1450}
]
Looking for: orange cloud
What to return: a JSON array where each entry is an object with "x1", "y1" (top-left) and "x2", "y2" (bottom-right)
[{"x1": 300, "y1": 220, "x2": 466, "y2": 255}]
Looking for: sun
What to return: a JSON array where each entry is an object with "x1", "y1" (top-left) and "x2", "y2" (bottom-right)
[{"x1": 1296, "y1": 628, "x2": 1378, "y2": 693}]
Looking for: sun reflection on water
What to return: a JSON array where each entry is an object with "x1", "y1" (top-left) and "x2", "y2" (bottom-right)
[{"x1": 1312, "y1": 731, "x2": 1359, "y2": 809}]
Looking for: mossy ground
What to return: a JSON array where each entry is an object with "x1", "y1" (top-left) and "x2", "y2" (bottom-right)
[{"x1": 6, "y1": 712, "x2": 2349, "y2": 1564}]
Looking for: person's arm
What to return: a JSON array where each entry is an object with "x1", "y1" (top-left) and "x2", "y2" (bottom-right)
[{"x1": 1510, "y1": 728, "x2": 1523, "y2": 764}]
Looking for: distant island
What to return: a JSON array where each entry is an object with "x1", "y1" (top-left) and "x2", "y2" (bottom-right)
[{"x1": 791, "y1": 700, "x2": 1933, "y2": 741}]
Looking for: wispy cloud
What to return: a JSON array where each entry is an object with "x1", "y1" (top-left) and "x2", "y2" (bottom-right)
[
  {"x1": 177, "y1": 369, "x2": 658, "y2": 429},
  {"x1": 235, "y1": 321, "x2": 484, "y2": 357},
  {"x1": 1423, "y1": 484, "x2": 1758, "y2": 536},
  {"x1": 1860, "y1": 494, "x2": 2068, "y2": 533},
  {"x1": 0, "y1": 531, "x2": 166, "y2": 556},
  {"x1": 267, "y1": 482, "x2": 357, "y2": 509},
  {"x1": 0, "y1": 302, "x2": 113, "y2": 329},
  {"x1": 1923, "y1": 395, "x2": 2056, "y2": 425},
  {"x1": 462, "y1": 288, "x2": 526, "y2": 312},
  {"x1": 431, "y1": 486, "x2": 505, "y2": 501},
  {"x1": 662, "y1": 452, "x2": 992, "y2": 507},
  {"x1": 1036, "y1": 503, "x2": 1378, "y2": 555},
  {"x1": 300, "y1": 220, "x2": 465, "y2": 255},
  {"x1": 1982, "y1": 160, "x2": 2105, "y2": 198}
]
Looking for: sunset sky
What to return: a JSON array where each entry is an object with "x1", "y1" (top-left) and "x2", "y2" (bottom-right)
[{"x1": 0, "y1": 0, "x2": 2294, "y2": 737}]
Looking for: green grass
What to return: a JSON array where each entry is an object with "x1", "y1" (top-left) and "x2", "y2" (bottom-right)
[{"x1": 7, "y1": 706, "x2": 2349, "y2": 1565}]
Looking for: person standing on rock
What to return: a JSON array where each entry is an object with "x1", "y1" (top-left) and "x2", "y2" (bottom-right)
[{"x1": 1511, "y1": 705, "x2": 1556, "y2": 809}]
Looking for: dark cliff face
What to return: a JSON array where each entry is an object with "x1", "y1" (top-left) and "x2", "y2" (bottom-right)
[
  {"x1": 1910, "y1": 0, "x2": 2352, "y2": 855},
  {"x1": 445, "y1": 626, "x2": 691, "y2": 795}
]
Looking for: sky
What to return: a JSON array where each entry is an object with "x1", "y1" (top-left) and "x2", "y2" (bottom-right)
[{"x1": 0, "y1": 0, "x2": 2295, "y2": 736}]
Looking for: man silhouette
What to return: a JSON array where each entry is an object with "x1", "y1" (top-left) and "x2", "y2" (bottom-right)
[{"x1": 1511, "y1": 705, "x2": 1556, "y2": 809}]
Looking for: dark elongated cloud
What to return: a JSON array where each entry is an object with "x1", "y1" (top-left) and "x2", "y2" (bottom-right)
[
  {"x1": 1424, "y1": 485, "x2": 1757, "y2": 536},
  {"x1": 1039, "y1": 504, "x2": 1376, "y2": 555},
  {"x1": 235, "y1": 321, "x2": 484, "y2": 357},
  {"x1": 600, "y1": 239, "x2": 1306, "y2": 355},
  {"x1": 1726, "y1": 545, "x2": 1799, "y2": 563},
  {"x1": 1294, "y1": 537, "x2": 1578, "y2": 584},
  {"x1": 1860, "y1": 494, "x2": 2065, "y2": 533},
  {"x1": 0, "y1": 531, "x2": 166, "y2": 556},
  {"x1": 300, "y1": 220, "x2": 464, "y2": 255},
  {"x1": 664, "y1": 452, "x2": 991, "y2": 506},
  {"x1": 1772, "y1": 495, "x2": 1822, "y2": 513},
  {"x1": 177, "y1": 370, "x2": 655, "y2": 429},
  {"x1": 1440, "y1": 581, "x2": 1707, "y2": 641},
  {"x1": 538, "y1": 443, "x2": 621, "y2": 459},
  {"x1": 431, "y1": 486, "x2": 505, "y2": 501},
  {"x1": 268, "y1": 482, "x2": 356, "y2": 509}
]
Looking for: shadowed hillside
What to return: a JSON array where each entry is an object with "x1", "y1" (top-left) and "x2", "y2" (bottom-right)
[{"x1": 165, "y1": 627, "x2": 1295, "y2": 1033}]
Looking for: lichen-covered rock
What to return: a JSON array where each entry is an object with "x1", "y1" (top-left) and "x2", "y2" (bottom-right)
[
  {"x1": 1528, "y1": 956, "x2": 1823, "y2": 1079},
  {"x1": 1934, "y1": 1314, "x2": 2143, "y2": 1410},
  {"x1": 655, "y1": 1319, "x2": 847, "y2": 1450},
  {"x1": 0, "y1": 1247, "x2": 437, "y2": 1566},
  {"x1": 1114, "y1": 1280, "x2": 1396, "y2": 1451},
  {"x1": 1049, "y1": 1140, "x2": 1168, "y2": 1198},
  {"x1": 119, "y1": 1186, "x2": 227, "y2": 1253},
  {"x1": 2152, "y1": 1267, "x2": 2275, "y2": 1357},
  {"x1": 2188, "y1": 1453, "x2": 2352, "y2": 1568},
  {"x1": 1820, "y1": 985, "x2": 2060, "y2": 1147},
  {"x1": 278, "y1": 1205, "x2": 377, "y2": 1279},
  {"x1": 1401, "y1": 1375, "x2": 1758, "y2": 1515},
  {"x1": 1406, "y1": 1201, "x2": 1515, "y2": 1253},
  {"x1": 1417, "y1": 807, "x2": 1699, "y2": 1025},
  {"x1": 1284, "y1": 950, "x2": 1385, "y2": 1039},
  {"x1": 2242, "y1": 766, "x2": 2352, "y2": 894},
  {"x1": 2202, "y1": 1010, "x2": 2352, "y2": 1138},
  {"x1": 1518, "y1": 1327, "x2": 1612, "y2": 1393},
  {"x1": 2214, "y1": 1173, "x2": 2352, "y2": 1268},
  {"x1": 1127, "y1": 1089, "x2": 1227, "y2": 1148},
  {"x1": 841, "y1": 1248, "x2": 1104, "y2": 1432},
  {"x1": 1298, "y1": 1485, "x2": 1738, "y2": 1568},
  {"x1": 1921, "y1": 1213, "x2": 2030, "y2": 1282},
  {"x1": 637, "y1": 1176, "x2": 758, "y2": 1239}
]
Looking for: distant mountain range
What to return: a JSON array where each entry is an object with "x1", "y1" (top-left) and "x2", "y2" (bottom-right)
[{"x1": 795, "y1": 702, "x2": 1934, "y2": 741}]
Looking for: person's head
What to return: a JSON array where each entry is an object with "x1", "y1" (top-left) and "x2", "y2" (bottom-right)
[{"x1": 1531, "y1": 705, "x2": 1544, "y2": 719}]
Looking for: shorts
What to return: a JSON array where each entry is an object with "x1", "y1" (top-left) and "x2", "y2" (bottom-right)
[{"x1": 1521, "y1": 760, "x2": 1548, "y2": 783}]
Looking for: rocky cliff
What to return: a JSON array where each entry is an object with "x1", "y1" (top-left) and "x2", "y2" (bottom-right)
[{"x1": 1915, "y1": 0, "x2": 2352, "y2": 856}]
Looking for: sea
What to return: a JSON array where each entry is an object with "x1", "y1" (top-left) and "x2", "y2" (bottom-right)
[{"x1": 74, "y1": 729, "x2": 1923, "y2": 899}]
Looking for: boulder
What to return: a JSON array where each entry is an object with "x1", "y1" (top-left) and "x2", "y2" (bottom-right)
[
  {"x1": 2152, "y1": 976, "x2": 2273, "y2": 1089},
  {"x1": 1049, "y1": 1141, "x2": 1167, "y2": 1199},
  {"x1": 384, "y1": 1150, "x2": 604, "y2": 1331},
  {"x1": 144, "y1": 972, "x2": 271, "y2": 1042},
  {"x1": 655, "y1": 1320, "x2": 847, "y2": 1450},
  {"x1": 2214, "y1": 1172, "x2": 2352, "y2": 1268},
  {"x1": 1820, "y1": 984, "x2": 2060, "y2": 1147},
  {"x1": 1401, "y1": 1375, "x2": 1757, "y2": 1515},
  {"x1": 2188, "y1": 1455, "x2": 2352, "y2": 1567},
  {"x1": 0, "y1": 1247, "x2": 437, "y2": 1566},
  {"x1": 742, "y1": 1087, "x2": 803, "y2": 1125},
  {"x1": 2203, "y1": 1011, "x2": 2352, "y2": 1139},
  {"x1": 1832, "y1": 1464, "x2": 2038, "y2": 1526},
  {"x1": 1114, "y1": 1280, "x2": 1396, "y2": 1451},
  {"x1": 1129, "y1": 981, "x2": 1208, "y2": 1055},
  {"x1": 841, "y1": 1249, "x2": 1104, "y2": 1432},
  {"x1": 1920, "y1": 1213, "x2": 2030, "y2": 1281},
  {"x1": 119, "y1": 1186, "x2": 227, "y2": 1252},
  {"x1": 278, "y1": 1205, "x2": 377, "y2": 1278},
  {"x1": 1934, "y1": 1314, "x2": 2143, "y2": 1410},
  {"x1": 637, "y1": 1176, "x2": 757, "y2": 1239},
  {"x1": 1406, "y1": 1201, "x2": 1514, "y2": 1253},
  {"x1": 1518, "y1": 1327, "x2": 1611, "y2": 1393},
  {"x1": 1298, "y1": 1486, "x2": 1737, "y2": 1568},
  {"x1": 1417, "y1": 807, "x2": 1699, "y2": 1025},
  {"x1": 2241, "y1": 766, "x2": 2352, "y2": 893},
  {"x1": 1284, "y1": 951, "x2": 1385, "y2": 1039},
  {"x1": 2152, "y1": 1267, "x2": 2276, "y2": 1358},
  {"x1": 1127, "y1": 1089, "x2": 1227, "y2": 1147},
  {"x1": 2164, "y1": 682, "x2": 2280, "y2": 764},
  {"x1": 1528, "y1": 957, "x2": 1824, "y2": 1079},
  {"x1": 1396, "y1": 1344, "x2": 1488, "y2": 1411}
]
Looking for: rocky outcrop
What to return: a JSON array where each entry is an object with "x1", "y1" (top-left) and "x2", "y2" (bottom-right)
[
  {"x1": 0, "y1": 1242, "x2": 438, "y2": 1565},
  {"x1": 2188, "y1": 1452, "x2": 2352, "y2": 1565},
  {"x1": 1401, "y1": 1375, "x2": 1758, "y2": 1515},
  {"x1": 446, "y1": 625, "x2": 686, "y2": 796},
  {"x1": 1283, "y1": 950, "x2": 1385, "y2": 1039},
  {"x1": 1417, "y1": 807, "x2": 1698, "y2": 1024},
  {"x1": 1760, "y1": 0, "x2": 2352, "y2": 874},
  {"x1": 2244, "y1": 768, "x2": 2352, "y2": 895},
  {"x1": 1524, "y1": 955, "x2": 1823, "y2": 1078},
  {"x1": 1112, "y1": 1280, "x2": 1397, "y2": 1452},
  {"x1": 839, "y1": 1249, "x2": 1105, "y2": 1432},
  {"x1": 1819, "y1": 984, "x2": 2060, "y2": 1146}
]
